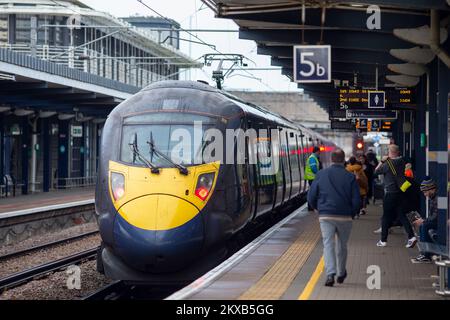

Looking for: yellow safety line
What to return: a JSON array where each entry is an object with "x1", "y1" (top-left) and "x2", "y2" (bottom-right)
[
  {"x1": 238, "y1": 221, "x2": 321, "y2": 300},
  {"x1": 298, "y1": 256, "x2": 324, "y2": 300}
]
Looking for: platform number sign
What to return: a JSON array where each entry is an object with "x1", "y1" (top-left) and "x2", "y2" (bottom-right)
[{"x1": 294, "y1": 45, "x2": 331, "y2": 83}]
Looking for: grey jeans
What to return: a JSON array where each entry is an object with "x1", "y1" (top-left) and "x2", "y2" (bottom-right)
[{"x1": 319, "y1": 219, "x2": 353, "y2": 277}]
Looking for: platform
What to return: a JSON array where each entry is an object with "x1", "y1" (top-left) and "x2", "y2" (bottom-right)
[
  {"x1": 0, "y1": 188, "x2": 94, "y2": 215},
  {"x1": 169, "y1": 203, "x2": 444, "y2": 300}
]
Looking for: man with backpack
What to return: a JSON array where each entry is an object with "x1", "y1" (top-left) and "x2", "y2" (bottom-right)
[{"x1": 374, "y1": 144, "x2": 417, "y2": 248}]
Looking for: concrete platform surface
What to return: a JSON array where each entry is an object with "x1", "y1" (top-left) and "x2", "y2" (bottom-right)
[
  {"x1": 174, "y1": 203, "x2": 444, "y2": 300},
  {"x1": 0, "y1": 187, "x2": 94, "y2": 214}
]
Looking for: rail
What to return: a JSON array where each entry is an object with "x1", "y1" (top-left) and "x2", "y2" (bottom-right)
[
  {"x1": 0, "y1": 247, "x2": 98, "y2": 291},
  {"x1": 0, "y1": 230, "x2": 99, "y2": 261}
]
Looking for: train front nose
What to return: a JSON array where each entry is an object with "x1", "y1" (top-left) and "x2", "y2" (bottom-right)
[{"x1": 113, "y1": 194, "x2": 204, "y2": 273}]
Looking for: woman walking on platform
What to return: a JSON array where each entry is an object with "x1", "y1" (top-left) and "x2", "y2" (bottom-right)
[
  {"x1": 346, "y1": 156, "x2": 369, "y2": 216},
  {"x1": 359, "y1": 154, "x2": 374, "y2": 206}
]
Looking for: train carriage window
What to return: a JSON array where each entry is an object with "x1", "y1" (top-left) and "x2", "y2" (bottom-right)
[
  {"x1": 120, "y1": 112, "x2": 215, "y2": 167},
  {"x1": 288, "y1": 131, "x2": 300, "y2": 180}
]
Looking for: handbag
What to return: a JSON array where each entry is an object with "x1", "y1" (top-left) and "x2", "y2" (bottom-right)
[{"x1": 386, "y1": 158, "x2": 411, "y2": 192}]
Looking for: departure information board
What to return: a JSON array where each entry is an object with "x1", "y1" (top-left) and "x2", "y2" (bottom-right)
[{"x1": 336, "y1": 87, "x2": 416, "y2": 110}]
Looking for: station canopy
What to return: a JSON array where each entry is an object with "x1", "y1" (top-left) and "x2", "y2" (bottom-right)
[{"x1": 203, "y1": 0, "x2": 450, "y2": 111}]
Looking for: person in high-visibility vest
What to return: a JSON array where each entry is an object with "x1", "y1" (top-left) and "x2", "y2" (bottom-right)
[{"x1": 305, "y1": 146, "x2": 321, "y2": 185}]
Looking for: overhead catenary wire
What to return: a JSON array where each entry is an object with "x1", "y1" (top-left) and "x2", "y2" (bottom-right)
[{"x1": 136, "y1": 0, "x2": 276, "y2": 91}]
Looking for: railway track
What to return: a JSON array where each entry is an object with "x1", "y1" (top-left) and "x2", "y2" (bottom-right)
[
  {"x1": 0, "y1": 230, "x2": 99, "y2": 261},
  {"x1": 86, "y1": 201, "x2": 305, "y2": 300},
  {"x1": 83, "y1": 281, "x2": 186, "y2": 300},
  {"x1": 0, "y1": 247, "x2": 98, "y2": 292},
  {"x1": 83, "y1": 280, "x2": 128, "y2": 300}
]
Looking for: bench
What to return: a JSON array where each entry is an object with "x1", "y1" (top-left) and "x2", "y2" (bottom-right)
[
  {"x1": 1, "y1": 175, "x2": 26, "y2": 197},
  {"x1": 418, "y1": 241, "x2": 450, "y2": 297}
]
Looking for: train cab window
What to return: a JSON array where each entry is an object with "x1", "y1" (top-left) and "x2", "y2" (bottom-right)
[{"x1": 120, "y1": 112, "x2": 215, "y2": 167}]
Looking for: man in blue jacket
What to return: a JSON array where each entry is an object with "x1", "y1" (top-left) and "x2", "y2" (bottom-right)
[{"x1": 307, "y1": 148, "x2": 361, "y2": 287}]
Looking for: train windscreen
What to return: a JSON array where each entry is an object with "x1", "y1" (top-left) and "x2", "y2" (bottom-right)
[{"x1": 120, "y1": 112, "x2": 215, "y2": 167}]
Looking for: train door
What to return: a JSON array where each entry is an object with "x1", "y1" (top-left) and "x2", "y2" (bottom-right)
[
  {"x1": 70, "y1": 124, "x2": 83, "y2": 179},
  {"x1": 288, "y1": 130, "x2": 301, "y2": 198},
  {"x1": 280, "y1": 128, "x2": 291, "y2": 202},
  {"x1": 253, "y1": 122, "x2": 276, "y2": 217},
  {"x1": 236, "y1": 117, "x2": 255, "y2": 224},
  {"x1": 302, "y1": 132, "x2": 312, "y2": 192},
  {"x1": 296, "y1": 132, "x2": 305, "y2": 195},
  {"x1": 272, "y1": 126, "x2": 284, "y2": 209}
]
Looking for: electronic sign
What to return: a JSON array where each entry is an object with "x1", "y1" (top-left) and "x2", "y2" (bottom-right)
[
  {"x1": 346, "y1": 110, "x2": 397, "y2": 120},
  {"x1": 336, "y1": 87, "x2": 416, "y2": 110}
]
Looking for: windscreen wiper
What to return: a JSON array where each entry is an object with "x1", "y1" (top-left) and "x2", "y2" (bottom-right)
[
  {"x1": 129, "y1": 134, "x2": 159, "y2": 174},
  {"x1": 147, "y1": 132, "x2": 189, "y2": 175}
]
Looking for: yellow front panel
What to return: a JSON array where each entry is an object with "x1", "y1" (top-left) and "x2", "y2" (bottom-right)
[
  {"x1": 117, "y1": 194, "x2": 199, "y2": 231},
  {"x1": 108, "y1": 160, "x2": 219, "y2": 231}
]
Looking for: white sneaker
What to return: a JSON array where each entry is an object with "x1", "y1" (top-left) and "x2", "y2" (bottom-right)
[
  {"x1": 376, "y1": 240, "x2": 387, "y2": 247},
  {"x1": 406, "y1": 236, "x2": 417, "y2": 248}
]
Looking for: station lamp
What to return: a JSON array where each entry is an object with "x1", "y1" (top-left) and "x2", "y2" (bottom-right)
[
  {"x1": 356, "y1": 140, "x2": 364, "y2": 150},
  {"x1": 356, "y1": 139, "x2": 364, "y2": 151}
]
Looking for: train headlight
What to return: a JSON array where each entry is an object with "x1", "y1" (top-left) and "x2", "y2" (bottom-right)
[
  {"x1": 111, "y1": 172, "x2": 125, "y2": 201},
  {"x1": 195, "y1": 172, "x2": 215, "y2": 201}
]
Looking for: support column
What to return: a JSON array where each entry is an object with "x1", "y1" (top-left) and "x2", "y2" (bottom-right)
[
  {"x1": 414, "y1": 76, "x2": 427, "y2": 216},
  {"x1": 42, "y1": 118, "x2": 51, "y2": 192},
  {"x1": 57, "y1": 120, "x2": 69, "y2": 189},
  {"x1": 30, "y1": 16, "x2": 37, "y2": 57},
  {"x1": 8, "y1": 14, "x2": 16, "y2": 44},
  {"x1": 21, "y1": 117, "x2": 29, "y2": 195},
  {"x1": 30, "y1": 118, "x2": 37, "y2": 193},
  {"x1": 428, "y1": 60, "x2": 439, "y2": 180},
  {"x1": 436, "y1": 58, "x2": 449, "y2": 248},
  {"x1": 80, "y1": 122, "x2": 85, "y2": 178},
  {"x1": 0, "y1": 115, "x2": 4, "y2": 180}
]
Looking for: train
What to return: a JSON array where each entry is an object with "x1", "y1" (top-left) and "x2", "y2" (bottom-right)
[{"x1": 95, "y1": 80, "x2": 336, "y2": 282}]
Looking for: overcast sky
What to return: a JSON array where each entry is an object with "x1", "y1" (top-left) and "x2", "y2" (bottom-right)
[{"x1": 80, "y1": 0, "x2": 300, "y2": 92}]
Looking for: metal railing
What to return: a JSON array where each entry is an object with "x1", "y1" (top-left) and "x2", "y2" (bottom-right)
[
  {"x1": 0, "y1": 47, "x2": 140, "y2": 94},
  {"x1": 0, "y1": 44, "x2": 176, "y2": 88},
  {"x1": 55, "y1": 176, "x2": 97, "y2": 189}
]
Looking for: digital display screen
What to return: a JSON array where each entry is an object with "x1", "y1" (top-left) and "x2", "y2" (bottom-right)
[{"x1": 336, "y1": 87, "x2": 416, "y2": 110}]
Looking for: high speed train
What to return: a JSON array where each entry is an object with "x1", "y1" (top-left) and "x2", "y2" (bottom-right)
[{"x1": 95, "y1": 80, "x2": 336, "y2": 282}]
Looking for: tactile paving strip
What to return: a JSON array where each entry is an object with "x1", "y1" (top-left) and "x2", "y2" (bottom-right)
[{"x1": 238, "y1": 220, "x2": 321, "y2": 300}]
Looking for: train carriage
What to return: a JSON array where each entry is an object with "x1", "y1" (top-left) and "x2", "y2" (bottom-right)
[{"x1": 95, "y1": 80, "x2": 335, "y2": 282}]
